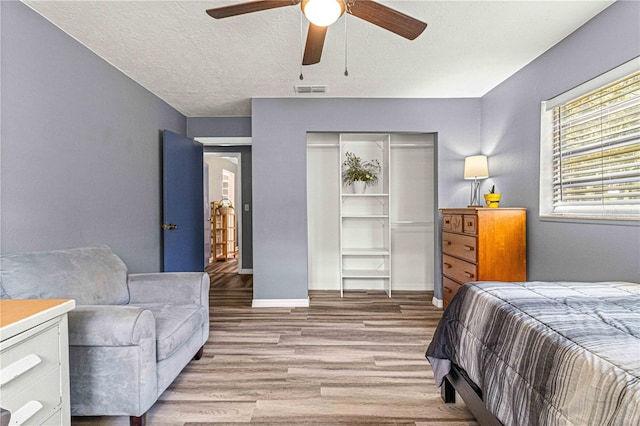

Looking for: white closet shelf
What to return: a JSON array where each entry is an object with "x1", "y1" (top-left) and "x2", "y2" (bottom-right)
[
  {"x1": 392, "y1": 221, "x2": 434, "y2": 225},
  {"x1": 342, "y1": 248, "x2": 390, "y2": 256},
  {"x1": 390, "y1": 143, "x2": 434, "y2": 148},
  {"x1": 342, "y1": 269, "x2": 390, "y2": 278},
  {"x1": 341, "y1": 214, "x2": 389, "y2": 218},
  {"x1": 341, "y1": 193, "x2": 389, "y2": 197},
  {"x1": 307, "y1": 143, "x2": 340, "y2": 147}
]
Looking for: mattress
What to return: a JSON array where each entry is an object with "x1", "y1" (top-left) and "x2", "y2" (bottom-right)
[{"x1": 425, "y1": 281, "x2": 640, "y2": 425}]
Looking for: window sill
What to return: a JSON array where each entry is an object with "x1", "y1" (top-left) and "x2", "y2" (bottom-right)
[{"x1": 539, "y1": 214, "x2": 640, "y2": 227}]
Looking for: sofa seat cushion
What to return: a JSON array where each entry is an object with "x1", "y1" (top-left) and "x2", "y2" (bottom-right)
[{"x1": 131, "y1": 303, "x2": 207, "y2": 361}]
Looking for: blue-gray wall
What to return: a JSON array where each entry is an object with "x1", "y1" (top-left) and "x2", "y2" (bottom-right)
[
  {"x1": 481, "y1": 0, "x2": 640, "y2": 282},
  {"x1": 252, "y1": 98, "x2": 482, "y2": 300},
  {"x1": 0, "y1": 1, "x2": 186, "y2": 272},
  {"x1": 186, "y1": 117, "x2": 252, "y2": 139}
]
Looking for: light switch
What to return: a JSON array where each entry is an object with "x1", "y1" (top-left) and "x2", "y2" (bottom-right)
[{"x1": 244, "y1": 203, "x2": 250, "y2": 212}]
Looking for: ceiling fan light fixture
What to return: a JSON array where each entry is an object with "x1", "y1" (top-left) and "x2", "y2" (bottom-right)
[{"x1": 302, "y1": 0, "x2": 345, "y2": 27}]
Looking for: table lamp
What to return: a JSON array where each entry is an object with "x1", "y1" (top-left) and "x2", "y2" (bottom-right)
[{"x1": 464, "y1": 155, "x2": 489, "y2": 207}]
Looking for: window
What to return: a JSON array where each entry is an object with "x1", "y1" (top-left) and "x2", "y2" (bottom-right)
[
  {"x1": 221, "y1": 168, "x2": 235, "y2": 207},
  {"x1": 540, "y1": 59, "x2": 640, "y2": 221}
]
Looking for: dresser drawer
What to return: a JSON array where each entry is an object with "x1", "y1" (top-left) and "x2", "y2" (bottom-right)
[
  {"x1": 463, "y1": 215, "x2": 477, "y2": 234},
  {"x1": 1, "y1": 365, "x2": 62, "y2": 425},
  {"x1": 1, "y1": 319, "x2": 61, "y2": 395},
  {"x1": 443, "y1": 214, "x2": 463, "y2": 233},
  {"x1": 442, "y1": 232, "x2": 477, "y2": 262},
  {"x1": 443, "y1": 254, "x2": 478, "y2": 284},
  {"x1": 443, "y1": 277, "x2": 463, "y2": 307}
]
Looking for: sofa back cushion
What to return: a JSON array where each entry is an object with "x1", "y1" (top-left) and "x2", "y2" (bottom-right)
[{"x1": 0, "y1": 246, "x2": 129, "y2": 305}]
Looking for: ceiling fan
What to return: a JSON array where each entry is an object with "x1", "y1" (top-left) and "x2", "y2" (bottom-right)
[{"x1": 206, "y1": 0, "x2": 427, "y2": 65}]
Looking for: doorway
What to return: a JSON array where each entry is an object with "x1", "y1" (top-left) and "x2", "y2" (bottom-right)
[
  {"x1": 204, "y1": 153, "x2": 241, "y2": 274},
  {"x1": 200, "y1": 143, "x2": 253, "y2": 275}
]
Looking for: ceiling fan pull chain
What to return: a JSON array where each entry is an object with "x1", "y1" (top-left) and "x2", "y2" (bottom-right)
[
  {"x1": 344, "y1": 12, "x2": 349, "y2": 77},
  {"x1": 299, "y1": 12, "x2": 304, "y2": 80}
]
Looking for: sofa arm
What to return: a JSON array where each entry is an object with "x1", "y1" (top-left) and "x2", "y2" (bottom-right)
[
  {"x1": 68, "y1": 305, "x2": 155, "y2": 347},
  {"x1": 127, "y1": 272, "x2": 209, "y2": 306}
]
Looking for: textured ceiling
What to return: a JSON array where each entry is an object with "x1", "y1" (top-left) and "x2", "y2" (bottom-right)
[{"x1": 23, "y1": 0, "x2": 615, "y2": 117}]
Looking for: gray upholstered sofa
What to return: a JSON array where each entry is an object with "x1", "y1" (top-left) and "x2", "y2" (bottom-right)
[{"x1": 0, "y1": 246, "x2": 210, "y2": 426}]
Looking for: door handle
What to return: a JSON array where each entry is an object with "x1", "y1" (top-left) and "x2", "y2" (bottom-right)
[{"x1": 162, "y1": 224, "x2": 178, "y2": 230}]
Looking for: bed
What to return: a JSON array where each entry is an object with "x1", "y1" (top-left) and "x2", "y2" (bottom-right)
[{"x1": 425, "y1": 281, "x2": 640, "y2": 425}]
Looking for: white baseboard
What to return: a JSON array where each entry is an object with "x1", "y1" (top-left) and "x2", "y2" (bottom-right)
[
  {"x1": 239, "y1": 268, "x2": 253, "y2": 274},
  {"x1": 432, "y1": 297, "x2": 443, "y2": 309},
  {"x1": 252, "y1": 298, "x2": 310, "y2": 308}
]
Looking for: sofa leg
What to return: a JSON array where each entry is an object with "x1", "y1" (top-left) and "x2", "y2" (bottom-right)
[
  {"x1": 193, "y1": 345, "x2": 204, "y2": 360},
  {"x1": 130, "y1": 413, "x2": 146, "y2": 426}
]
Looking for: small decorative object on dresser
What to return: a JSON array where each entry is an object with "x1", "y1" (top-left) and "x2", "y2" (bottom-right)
[
  {"x1": 483, "y1": 185, "x2": 502, "y2": 208},
  {"x1": 440, "y1": 207, "x2": 526, "y2": 308}
]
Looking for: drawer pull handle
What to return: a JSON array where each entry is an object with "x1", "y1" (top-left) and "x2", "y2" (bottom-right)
[
  {"x1": 464, "y1": 272, "x2": 475, "y2": 278},
  {"x1": 10, "y1": 400, "x2": 43, "y2": 426},
  {"x1": 463, "y1": 245, "x2": 474, "y2": 251},
  {"x1": 444, "y1": 263, "x2": 452, "y2": 268},
  {"x1": 443, "y1": 240, "x2": 451, "y2": 246},
  {"x1": 0, "y1": 354, "x2": 42, "y2": 386},
  {"x1": 467, "y1": 222, "x2": 473, "y2": 226}
]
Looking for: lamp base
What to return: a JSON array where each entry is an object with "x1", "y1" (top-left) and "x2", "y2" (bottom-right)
[{"x1": 469, "y1": 180, "x2": 481, "y2": 207}]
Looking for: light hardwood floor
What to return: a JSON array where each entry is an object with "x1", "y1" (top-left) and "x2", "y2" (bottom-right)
[{"x1": 72, "y1": 263, "x2": 477, "y2": 425}]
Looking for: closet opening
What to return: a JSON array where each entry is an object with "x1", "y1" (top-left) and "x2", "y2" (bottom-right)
[{"x1": 307, "y1": 132, "x2": 436, "y2": 296}]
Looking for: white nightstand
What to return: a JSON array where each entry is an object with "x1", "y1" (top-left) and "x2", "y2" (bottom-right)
[{"x1": 0, "y1": 299, "x2": 75, "y2": 426}]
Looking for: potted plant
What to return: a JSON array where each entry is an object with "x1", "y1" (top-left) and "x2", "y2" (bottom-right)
[
  {"x1": 484, "y1": 185, "x2": 501, "y2": 208},
  {"x1": 215, "y1": 198, "x2": 234, "y2": 214},
  {"x1": 342, "y1": 152, "x2": 381, "y2": 194}
]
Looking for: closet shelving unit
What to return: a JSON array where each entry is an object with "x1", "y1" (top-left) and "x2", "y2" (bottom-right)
[{"x1": 339, "y1": 134, "x2": 391, "y2": 297}]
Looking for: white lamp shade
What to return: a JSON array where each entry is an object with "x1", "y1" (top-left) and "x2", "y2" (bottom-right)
[
  {"x1": 464, "y1": 155, "x2": 489, "y2": 180},
  {"x1": 302, "y1": 0, "x2": 344, "y2": 26}
]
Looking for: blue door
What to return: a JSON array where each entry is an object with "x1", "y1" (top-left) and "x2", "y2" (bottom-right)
[{"x1": 162, "y1": 130, "x2": 204, "y2": 272}]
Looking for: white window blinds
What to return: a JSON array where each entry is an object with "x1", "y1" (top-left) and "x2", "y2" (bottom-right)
[{"x1": 550, "y1": 70, "x2": 640, "y2": 218}]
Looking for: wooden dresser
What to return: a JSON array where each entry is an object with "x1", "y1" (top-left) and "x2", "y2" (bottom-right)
[
  {"x1": 441, "y1": 208, "x2": 526, "y2": 308},
  {"x1": 0, "y1": 299, "x2": 75, "y2": 425}
]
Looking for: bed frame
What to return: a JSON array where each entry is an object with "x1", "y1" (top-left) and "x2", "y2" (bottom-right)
[{"x1": 441, "y1": 363, "x2": 502, "y2": 426}]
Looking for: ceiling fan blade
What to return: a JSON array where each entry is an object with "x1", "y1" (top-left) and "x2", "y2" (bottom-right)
[
  {"x1": 347, "y1": 0, "x2": 427, "y2": 40},
  {"x1": 302, "y1": 23, "x2": 327, "y2": 65},
  {"x1": 206, "y1": 0, "x2": 300, "y2": 19}
]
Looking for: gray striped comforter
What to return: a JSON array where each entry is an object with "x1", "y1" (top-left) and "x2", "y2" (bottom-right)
[{"x1": 426, "y1": 281, "x2": 640, "y2": 425}]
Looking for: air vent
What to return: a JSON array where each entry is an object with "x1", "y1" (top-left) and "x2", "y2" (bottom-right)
[{"x1": 294, "y1": 85, "x2": 327, "y2": 94}]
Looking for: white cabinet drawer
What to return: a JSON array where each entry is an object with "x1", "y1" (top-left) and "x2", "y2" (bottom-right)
[
  {"x1": 0, "y1": 300, "x2": 74, "y2": 426},
  {"x1": 1, "y1": 319, "x2": 61, "y2": 394},
  {"x1": 0, "y1": 366, "x2": 61, "y2": 425}
]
